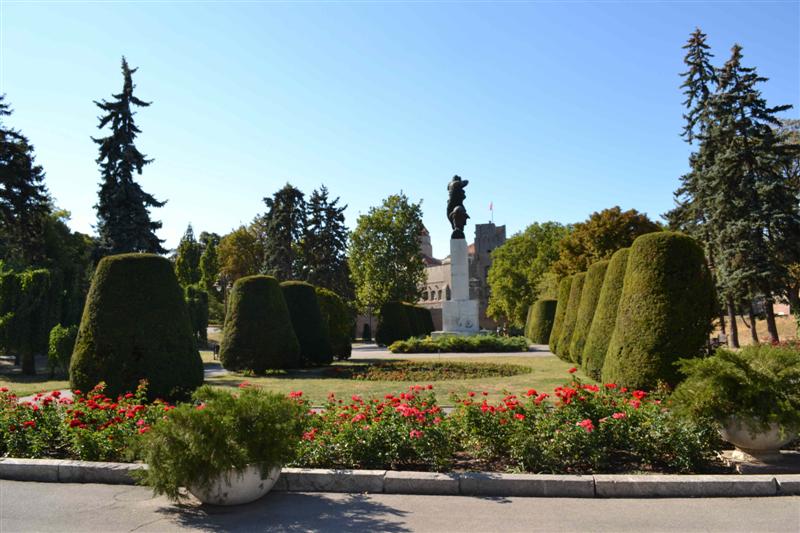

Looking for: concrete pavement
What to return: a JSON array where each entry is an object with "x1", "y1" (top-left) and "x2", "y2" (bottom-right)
[
  {"x1": 349, "y1": 343, "x2": 554, "y2": 360},
  {"x1": 1, "y1": 480, "x2": 798, "y2": 532}
]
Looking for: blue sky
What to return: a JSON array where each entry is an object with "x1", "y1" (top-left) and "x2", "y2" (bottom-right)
[{"x1": 2, "y1": 1, "x2": 798, "y2": 257}]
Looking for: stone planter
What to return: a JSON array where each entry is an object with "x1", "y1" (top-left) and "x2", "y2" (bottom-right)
[
  {"x1": 188, "y1": 465, "x2": 281, "y2": 505},
  {"x1": 719, "y1": 418, "x2": 797, "y2": 462}
]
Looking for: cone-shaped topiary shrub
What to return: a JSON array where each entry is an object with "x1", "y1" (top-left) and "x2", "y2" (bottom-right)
[
  {"x1": 375, "y1": 301, "x2": 412, "y2": 346},
  {"x1": 69, "y1": 254, "x2": 203, "y2": 401},
  {"x1": 568, "y1": 260, "x2": 609, "y2": 364},
  {"x1": 526, "y1": 299, "x2": 558, "y2": 344},
  {"x1": 221, "y1": 275, "x2": 300, "y2": 372},
  {"x1": 549, "y1": 276, "x2": 573, "y2": 355},
  {"x1": 405, "y1": 304, "x2": 434, "y2": 337},
  {"x1": 582, "y1": 248, "x2": 630, "y2": 380},
  {"x1": 602, "y1": 232, "x2": 715, "y2": 389},
  {"x1": 556, "y1": 272, "x2": 586, "y2": 362},
  {"x1": 281, "y1": 281, "x2": 333, "y2": 366},
  {"x1": 185, "y1": 285, "x2": 209, "y2": 346},
  {"x1": 315, "y1": 287, "x2": 354, "y2": 360}
]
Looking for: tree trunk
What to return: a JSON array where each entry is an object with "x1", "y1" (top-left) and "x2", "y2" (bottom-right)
[
  {"x1": 719, "y1": 311, "x2": 727, "y2": 335},
  {"x1": 787, "y1": 285, "x2": 800, "y2": 338},
  {"x1": 747, "y1": 304, "x2": 759, "y2": 344},
  {"x1": 21, "y1": 351, "x2": 36, "y2": 376},
  {"x1": 764, "y1": 299, "x2": 779, "y2": 343},
  {"x1": 726, "y1": 296, "x2": 740, "y2": 348}
]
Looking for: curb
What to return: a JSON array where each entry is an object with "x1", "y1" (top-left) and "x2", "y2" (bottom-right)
[{"x1": 2, "y1": 459, "x2": 799, "y2": 498}]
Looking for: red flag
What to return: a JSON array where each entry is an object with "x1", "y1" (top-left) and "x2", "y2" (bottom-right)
[{"x1": 489, "y1": 201, "x2": 493, "y2": 211}]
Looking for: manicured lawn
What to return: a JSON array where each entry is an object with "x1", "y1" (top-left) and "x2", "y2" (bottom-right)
[
  {"x1": 0, "y1": 374, "x2": 69, "y2": 397},
  {"x1": 203, "y1": 352, "x2": 594, "y2": 406}
]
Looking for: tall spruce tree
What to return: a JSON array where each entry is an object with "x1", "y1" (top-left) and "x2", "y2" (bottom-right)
[
  {"x1": 705, "y1": 44, "x2": 797, "y2": 343},
  {"x1": 93, "y1": 57, "x2": 165, "y2": 257},
  {"x1": 200, "y1": 237, "x2": 220, "y2": 294},
  {"x1": 300, "y1": 185, "x2": 351, "y2": 297},
  {"x1": 256, "y1": 183, "x2": 306, "y2": 280},
  {"x1": 0, "y1": 95, "x2": 51, "y2": 267},
  {"x1": 175, "y1": 224, "x2": 202, "y2": 286}
]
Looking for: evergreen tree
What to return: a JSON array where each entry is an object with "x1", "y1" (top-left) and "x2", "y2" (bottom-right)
[
  {"x1": 704, "y1": 45, "x2": 798, "y2": 342},
  {"x1": 300, "y1": 185, "x2": 351, "y2": 297},
  {"x1": 0, "y1": 95, "x2": 51, "y2": 267},
  {"x1": 200, "y1": 237, "x2": 220, "y2": 294},
  {"x1": 93, "y1": 57, "x2": 165, "y2": 257},
  {"x1": 256, "y1": 183, "x2": 305, "y2": 280},
  {"x1": 175, "y1": 224, "x2": 202, "y2": 286}
]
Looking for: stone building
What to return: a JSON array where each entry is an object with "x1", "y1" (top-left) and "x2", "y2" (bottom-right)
[{"x1": 418, "y1": 223, "x2": 506, "y2": 330}]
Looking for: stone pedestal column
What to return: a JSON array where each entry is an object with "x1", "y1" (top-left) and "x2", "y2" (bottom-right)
[{"x1": 441, "y1": 238, "x2": 479, "y2": 334}]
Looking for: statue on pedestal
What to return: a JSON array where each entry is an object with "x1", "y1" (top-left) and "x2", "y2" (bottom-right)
[{"x1": 446, "y1": 175, "x2": 470, "y2": 239}]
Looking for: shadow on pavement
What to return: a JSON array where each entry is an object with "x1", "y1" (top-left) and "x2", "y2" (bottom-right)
[{"x1": 156, "y1": 492, "x2": 412, "y2": 532}]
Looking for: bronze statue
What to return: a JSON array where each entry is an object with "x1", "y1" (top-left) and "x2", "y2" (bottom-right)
[{"x1": 447, "y1": 175, "x2": 470, "y2": 239}]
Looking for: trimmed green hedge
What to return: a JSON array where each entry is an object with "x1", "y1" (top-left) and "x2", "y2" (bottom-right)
[
  {"x1": 185, "y1": 285, "x2": 209, "y2": 346},
  {"x1": 548, "y1": 276, "x2": 573, "y2": 355},
  {"x1": 556, "y1": 272, "x2": 586, "y2": 362},
  {"x1": 582, "y1": 248, "x2": 630, "y2": 380},
  {"x1": 388, "y1": 335, "x2": 529, "y2": 354},
  {"x1": 375, "y1": 301, "x2": 412, "y2": 346},
  {"x1": 603, "y1": 232, "x2": 715, "y2": 389},
  {"x1": 526, "y1": 299, "x2": 557, "y2": 344},
  {"x1": 281, "y1": 281, "x2": 333, "y2": 366},
  {"x1": 568, "y1": 260, "x2": 609, "y2": 365},
  {"x1": 48, "y1": 323, "x2": 77, "y2": 377},
  {"x1": 315, "y1": 287, "x2": 354, "y2": 361},
  {"x1": 408, "y1": 304, "x2": 435, "y2": 337},
  {"x1": 69, "y1": 254, "x2": 203, "y2": 401},
  {"x1": 221, "y1": 275, "x2": 300, "y2": 373}
]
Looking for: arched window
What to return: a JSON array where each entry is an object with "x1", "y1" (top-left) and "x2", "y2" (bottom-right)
[{"x1": 438, "y1": 290, "x2": 442, "y2": 300}]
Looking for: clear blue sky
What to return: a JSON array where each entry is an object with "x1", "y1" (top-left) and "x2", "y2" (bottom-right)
[{"x1": 2, "y1": 1, "x2": 798, "y2": 257}]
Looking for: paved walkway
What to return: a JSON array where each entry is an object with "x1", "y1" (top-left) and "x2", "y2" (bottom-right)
[{"x1": 0, "y1": 481, "x2": 798, "y2": 532}]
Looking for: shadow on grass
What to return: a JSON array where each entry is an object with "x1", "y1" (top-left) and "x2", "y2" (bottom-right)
[
  {"x1": 156, "y1": 492, "x2": 411, "y2": 532},
  {"x1": 0, "y1": 355, "x2": 67, "y2": 385}
]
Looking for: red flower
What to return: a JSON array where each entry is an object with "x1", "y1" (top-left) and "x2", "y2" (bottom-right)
[
  {"x1": 568, "y1": 367, "x2": 577, "y2": 374},
  {"x1": 22, "y1": 420, "x2": 36, "y2": 429},
  {"x1": 629, "y1": 399, "x2": 641, "y2": 409},
  {"x1": 137, "y1": 425, "x2": 150, "y2": 434},
  {"x1": 238, "y1": 381, "x2": 251, "y2": 388},
  {"x1": 124, "y1": 393, "x2": 134, "y2": 399},
  {"x1": 409, "y1": 429, "x2": 424, "y2": 439},
  {"x1": 525, "y1": 389, "x2": 537, "y2": 397},
  {"x1": 604, "y1": 383, "x2": 617, "y2": 389},
  {"x1": 612, "y1": 412, "x2": 626, "y2": 419},
  {"x1": 514, "y1": 413, "x2": 525, "y2": 421},
  {"x1": 632, "y1": 390, "x2": 647, "y2": 400},
  {"x1": 352, "y1": 413, "x2": 367, "y2": 422},
  {"x1": 468, "y1": 391, "x2": 476, "y2": 397},
  {"x1": 577, "y1": 419, "x2": 594, "y2": 433},
  {"x1": 303, "y1": 428, "x2": 317, "y2": 441},
  {"x1": 289, "y1": 391, "x2": 303, "y2": 398}
]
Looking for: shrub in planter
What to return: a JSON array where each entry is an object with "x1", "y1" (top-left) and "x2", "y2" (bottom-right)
[
  {"x1": 70, "y1": 254, "x2": 203, "y2": 401},
  {"x1": 673, "y1": 344, "x2": 800, "y2": 442},
  {"x1": 548, "y1": 276, "x2": 573, "y2": 355},
  {"x1": 603, "y1": 232, "x2": 714, "y2": 389},
  {"x1": 582, "y1": 248, "x2": 630, "y2": 380},
  {"x1": 137, "y1": 385, "x2": 305, "y2": 502},
  {"x1": 221, "y1": 275, "x2": 300, "y2": 372},
  {"x1": 556, "y1": 272, "x2": 586, "y2": 362},
  {"x1": 375, "y1": 301, "x2": 413, "y2": 346},
  {"x1": 48, "y1": 324, "x2": 77, "y2": 377},
  {"x1": 526, "y1": 300, "x2": 557, "y2": 344},
  {"x1": 281, "y1": 281, "x2": 333, "y2": 366},
  {"x1": 568, "y1": 260, "x2": 609, "y2": 363},
  {"x1": 315, "y1": 287, "x2": 353, "y2": 360}
]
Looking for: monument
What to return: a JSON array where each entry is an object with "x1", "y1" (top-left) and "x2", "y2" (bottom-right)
[{"x1": 440, "y1": 175, "x2": 480, "y2": 334}]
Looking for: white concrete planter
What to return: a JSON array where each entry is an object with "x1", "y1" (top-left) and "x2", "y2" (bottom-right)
[
  {"x1": 188, "y1": 465, "x2": 281, "y2": 505},
  {"x1": 719, "y1": 418, "x2": 797, "y2": 462}
]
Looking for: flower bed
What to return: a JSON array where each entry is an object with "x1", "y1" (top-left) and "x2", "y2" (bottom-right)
[
  {"x1": 388, "y1": 335, "x2": 529, "y2": 354},
  {"x1": 0, "y1": 372, "x2": 729, "y2": 474},
  {"x1": 328, "y1": 360, "x2": 531, "y2": 381}
]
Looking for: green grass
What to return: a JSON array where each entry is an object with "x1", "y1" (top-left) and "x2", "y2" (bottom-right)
[{"x1": 203, "y1": 353, "x2": 592, "y2": 406}]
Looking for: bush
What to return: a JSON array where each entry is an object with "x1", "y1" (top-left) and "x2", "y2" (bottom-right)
[
  {"x1": 281, "y1": 281, "x2": 333, "y2": 366},
  {"x1": 48, "y1": 324, "x2": 77, "y2": 376},
  {"x1": 185, "y1": 285, "x2": 209, "y2": 346},
  {"x1": 582, "y1": 248, "x2": 630, "y2": 380},
  {"x1": 603, "y1": 232, "x2": 715, "y2": 389},
  {"x1": 568, "y1": 260, "x2": 609, "y2": 364},
  {"x1": 375, "y1": 301, "x2": 413, "y2": 346},
  {"x1": 548, "y1": 276, "x2": 573, "y2": 355},
  {"x1": 362, "y1": 322, "x2": 372, "y2": 341},
  {"x1": 526, "y1": 300, "x2": 557, "y2": 344},
  {"x1": 315, "y1": 287, "x2": 354, "y2": 360},
  {"x1": 451, "y1": 377, "x2": 720, "y2": 474},
  {"x1": 294, "y1": 386, "x2": 455, "y2": 471},
  {"x1": 138, "y1": 385, "x2": 305, "y2": 502},
  {"x1": 673, "y1": 344, "x2": 800, "y2": 435},
  {"x1": 555, "y1": 272, "x2": 586, "y2": 362},
  {"x1": 221, "y1": 275, "x2": 300, "y2": 373},
  {"x1": 346, "y1": 360, "x2": 530, "y2": 381},
  {"x1": 388, "y1": 335, "x2": 529, "y2": 354},
  {"x1": 69, "y1": 254, "x2": 203, "y2": 401},
  {"x1": 405, "y1": 304, "x2": 434, "y2": 337}
]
